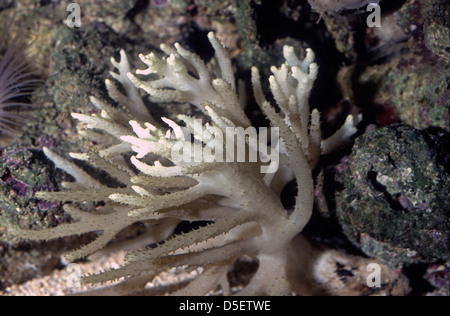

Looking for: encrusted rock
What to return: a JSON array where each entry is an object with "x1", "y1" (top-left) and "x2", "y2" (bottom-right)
[{"x1": 335, "y1": 124, "x2": 450, "y2": 268}]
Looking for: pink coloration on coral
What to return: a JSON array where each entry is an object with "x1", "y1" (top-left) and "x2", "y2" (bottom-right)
[
  {"x1": 37, "y1": 199, "x2": 54, "y2": 211},
  {"x1": 34, "y1": 135, "x2": 56, "y2": 150},
  {"x1": 33, "y1": 186, "x2": 56, "y2": 211},
  {"x1": 152, "y1": 0, "x2": 168, "y2": 9},
  {"x1": 1, "y1": 173, "x2": 29, "y2": 197},
  {"x1": 335, "y1": 156, "x2": 351, "y2": 176},
  {"x1": 12, "y1": 178, "x2": 29, "y2": 196}
]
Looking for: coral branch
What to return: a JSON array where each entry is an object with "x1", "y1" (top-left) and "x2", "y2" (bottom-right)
[{"x1": 10, "y1": 32, "x2": 360, "y2": 295}]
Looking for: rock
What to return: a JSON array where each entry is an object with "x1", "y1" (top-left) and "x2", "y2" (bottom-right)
[
  {"x1": 357, "y1": 0, "x2": 450, "y2": 131},
  {"x1": 335, "y1": 124, "x2": 450, "y2": 268}
]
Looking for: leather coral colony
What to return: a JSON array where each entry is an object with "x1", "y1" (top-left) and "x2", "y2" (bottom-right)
[{"x1": 10, "y1": 33, "x2": 359, "y2": 295}]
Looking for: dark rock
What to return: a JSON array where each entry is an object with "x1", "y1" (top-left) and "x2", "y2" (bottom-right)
[{"x1": 335, "y1": 124, "x2": 450, "y2": 267}]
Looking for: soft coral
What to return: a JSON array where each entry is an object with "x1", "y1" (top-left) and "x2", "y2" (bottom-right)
[{"x1": 9, "y1": 32, "x2": 361, "y2": 295}]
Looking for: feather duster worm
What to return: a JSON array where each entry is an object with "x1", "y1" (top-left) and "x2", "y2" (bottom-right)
[{"x1": 0, "y1": 12, "x2": 38, "y2": 144}]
